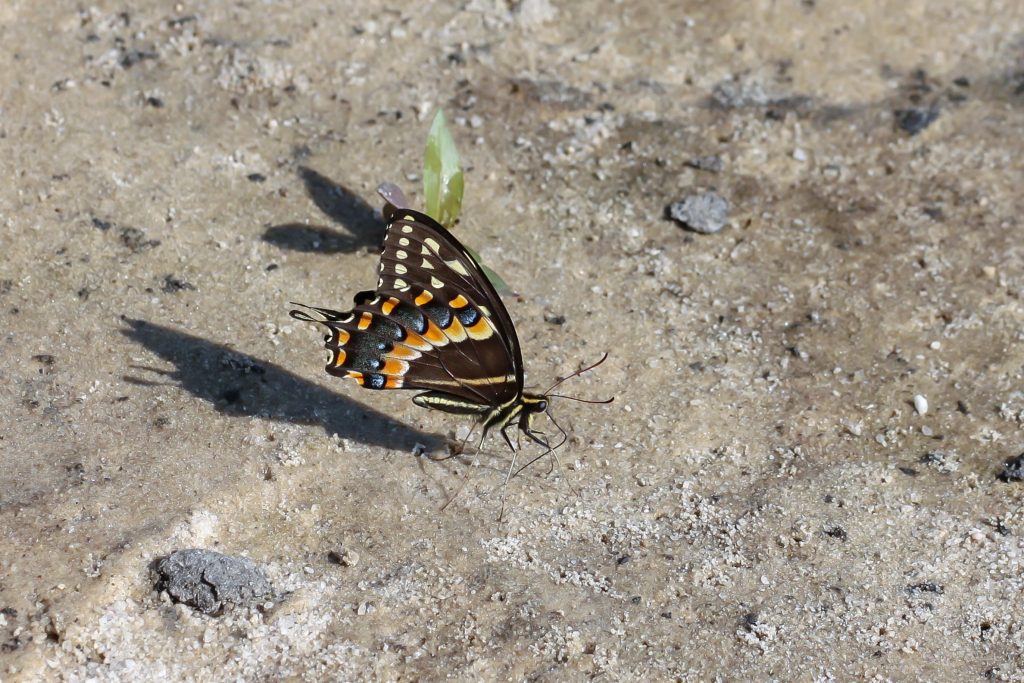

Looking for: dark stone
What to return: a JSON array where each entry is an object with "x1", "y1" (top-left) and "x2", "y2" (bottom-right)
[
  {"x1": 120, "y1": 50, "x2": 158, "y2": 69},
  {"x1": 998, "y1": 453, "x2": 1024, "y2": 482},
  {"x1": 154, "y1": 549, "x2": 272, "y2": 615},
  {"x1": 895, "y1": 105, "x2": 940, "y2": 135},
  {"x1": 162, "y1": 275, "x2": 195, "y2": 293},
  {"x1": 120, "y1": 227, "x2": 161, "y2": 252},
  {"x1": 543, "y1": 312, "x2": 566, "y2": 326},
  {"x1": 684, "y1": 155, "x2": 723, "y2": 173}
]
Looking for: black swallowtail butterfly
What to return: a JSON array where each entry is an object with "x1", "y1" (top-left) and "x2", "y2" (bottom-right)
[{"x1": 291, "y1": 208, "x2": 608, "y2": 454}]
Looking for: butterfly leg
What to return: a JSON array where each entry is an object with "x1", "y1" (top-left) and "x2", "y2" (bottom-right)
[
  {"x1": 440, "y1": 420, "x2": 488, "y2": 512},
  {"x1": 500, "y1": 423, "x2": 518, "y2": 453},
  {"x1": 498, "y1": 437, "x2": 521, "y2": 523},
  {"x1": 432, "y1": 420, "x2": 479, "y2": 461},
  {"x1": 518, "y1": 428, "x2": 580, "y2": 501},
  {"x1": 521, "y1": 429, "x2": 554, "y2": 473}
]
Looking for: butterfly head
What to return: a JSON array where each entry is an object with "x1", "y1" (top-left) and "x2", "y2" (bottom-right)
[
  {"x1": 521, "y1": 393, "x2": 549, "y2": 417},
  {"x1": 516, "y1": 393, "x2": 552, "y2": 443}
]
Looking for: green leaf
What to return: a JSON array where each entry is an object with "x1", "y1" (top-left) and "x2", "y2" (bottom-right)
[
  {"x1": 464, "y1": 245, "x2": 516, "y2": 296},
  {"x1": 423, "y1": 110, "x2": 464, "y2": 229},
  {"x1": 422, "y1": 110, "x2": 512, "y2": 295}
]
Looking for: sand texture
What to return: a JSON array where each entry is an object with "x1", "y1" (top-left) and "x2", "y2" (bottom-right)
[{"x1": 2, "y1": 0, "x2": 1024, "y2": 680}]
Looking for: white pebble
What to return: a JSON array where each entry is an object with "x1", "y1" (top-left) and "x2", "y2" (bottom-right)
[{"x1": 914, "y1": 394, "x2": 928, "y2": 415}]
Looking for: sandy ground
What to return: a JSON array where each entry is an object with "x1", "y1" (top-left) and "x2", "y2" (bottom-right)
[{"x1": 2, "y1": 0, "x2": 1024, "y2": 680}]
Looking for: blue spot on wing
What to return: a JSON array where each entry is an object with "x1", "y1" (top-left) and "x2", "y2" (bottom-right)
[{"x1": 457, "y1": 306, "x2": 480, "y2": 327}]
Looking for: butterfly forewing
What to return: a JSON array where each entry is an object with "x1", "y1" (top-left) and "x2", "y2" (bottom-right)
[{"x1": 291, "y1": 209, "x2": 523, "y2": 409}]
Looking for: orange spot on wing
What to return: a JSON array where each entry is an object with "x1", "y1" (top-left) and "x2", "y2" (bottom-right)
[
  {"x1": 449, "y1": 294, "x2": 469, "y2": 309},
  {"x1": 415, "y1": 290, "x2": 433, "y2": 306},
  {"x1": 443, "y1": 317, "x2": 467, "y2": 342},
  {"x1": 334, "y1": 329, "x2": 350, "y2": 345},
  {"x1": 357, "y1": 312, "x2": 373, "y2": 330},
  {"x1": 333, "y1": 349, "x2": 347, "y2": 367},
  {"x1": 381, "y1": 297, "x2": 399, "y2": 315},
  {"x1": 387, "y1": 344, "x2": 421, "y2": 360},
  {"x1": 384, "y1": 376, "x2": 403, "y2": 389},
  {"x1": 347, "y1": 371, "x2": 365, "y2": 385},
  {"x1": 381, "y1": 359, "x2": 409, "y2": 376},
  {"x1": 423, "y1": 320, "x2": 448, "y2": 345},
  {"x1": 402, "y1": 331, "x2": 432, "y2": 351},
  {"x1": 466, "y1": 318, "x2": 493, "y2": 340}
]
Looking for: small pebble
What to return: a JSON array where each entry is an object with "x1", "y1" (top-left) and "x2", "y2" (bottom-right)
[
  {"x1": 328, "y1": 549, "x2": 360, "y2": 567},
  {"x1": 921, "y1": 451, "x2": 958, "y2": 474},
  {"x1": 998, "y1": 453, "x2": 1024, "y2": 482},
  {"x1": 792, "y1": 148, "x2": 807, "y2": 161},
  {"x1": 895, "y1": 105, "x2": 940, "y2": 135},
  {"x1": 668, "y1": 192, "x2": 730, "y2": 234},
  {"x1": 913, "y1": 395, "x2": 928, "y2": 415},
  {"x1": 684, "y1": 155, "x2": 723, "y2": 173}
]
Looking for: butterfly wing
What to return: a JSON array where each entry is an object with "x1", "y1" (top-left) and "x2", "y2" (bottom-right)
[{"x1": 290, "y1": 209, "x2": 523, "y2": 409}]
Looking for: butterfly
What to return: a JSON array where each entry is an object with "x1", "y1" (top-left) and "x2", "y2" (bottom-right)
[{"x1": 290, "y1": 206, "x2": 609, "y2": 456}]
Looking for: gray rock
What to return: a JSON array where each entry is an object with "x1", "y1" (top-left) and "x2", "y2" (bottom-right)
[
  {"x1": 711, "y1": 79, "x2": 771, "y2": 108},
  {"x1": 155, "y1": 549, "x2": 272, "y2": 615},
  {"x1": 668, "y1": 192, "x2": 730, "y2": 234},
  {"x1": 684, "y1": 155, "x2": 723, "y2": 173}
]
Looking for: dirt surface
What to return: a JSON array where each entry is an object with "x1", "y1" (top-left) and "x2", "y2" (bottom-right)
[{"x1": 2, "y1": 0, "x2": 1024, "y2": 680}]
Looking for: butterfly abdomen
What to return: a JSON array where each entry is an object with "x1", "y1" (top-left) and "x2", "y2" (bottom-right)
[{"x1": 412, "y1": 391, "x2": 492, "y2": 415}]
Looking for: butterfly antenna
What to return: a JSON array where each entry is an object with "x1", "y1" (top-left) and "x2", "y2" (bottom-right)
[
  {"x1": 543, "y1": 352, "x2": 613, "y2": 399},
  {"x1": 547, "y1": 394, "x2": 615, "y2": 404}
]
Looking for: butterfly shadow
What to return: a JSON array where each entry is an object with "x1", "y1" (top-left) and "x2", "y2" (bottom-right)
[
  {"x1": 121, "y1": 318, "x2": 443, "y2": 452},
  {"x1": 262, "y1": 166, "x2": 383, "y2": 254}
]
